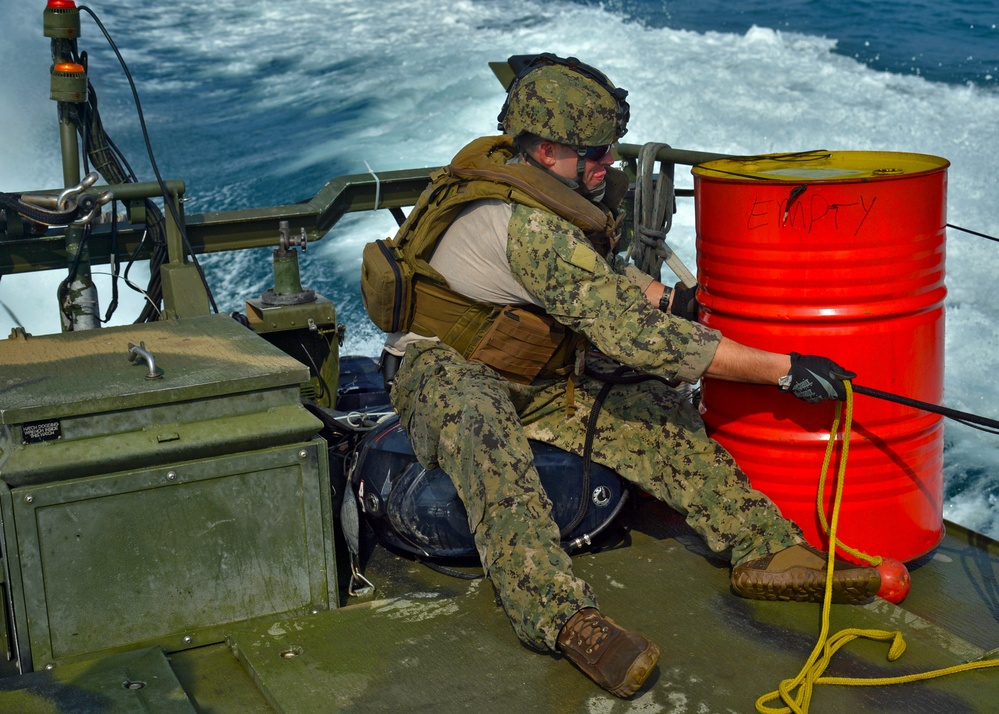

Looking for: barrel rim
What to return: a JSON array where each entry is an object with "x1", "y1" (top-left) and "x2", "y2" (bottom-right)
[{"x1": 691, "y1": 150, "x2": 950, "y2": 184}]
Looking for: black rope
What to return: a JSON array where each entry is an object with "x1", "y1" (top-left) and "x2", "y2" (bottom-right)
[
  {"x1": 852, "y1": 384, "x2": 999, "y2": 435},
  {"x1": 0, "y1": 191, "x2": 91, "y2": 226}
]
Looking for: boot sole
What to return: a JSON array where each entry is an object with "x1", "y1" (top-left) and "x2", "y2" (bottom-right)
[
  {"x1": 608, "y1": 641, "x2": 661, "y2": 698},
  {"x1": 731, "y1": 566, "x2": 880, "y2": 604}
]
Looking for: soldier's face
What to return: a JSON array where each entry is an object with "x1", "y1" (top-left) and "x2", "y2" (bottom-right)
[
  {"x1": 547, "y1": 143, "x2": 615, "y2": 191},
  {"x1": 581, "y1": 148, "x2": 615, "y2": 190}
]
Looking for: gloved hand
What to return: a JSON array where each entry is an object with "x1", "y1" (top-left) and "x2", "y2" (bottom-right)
[
  {"x1": 669, "y1": 282, "x2": 699, "y2": 322},
  {"x1": 781, "y1": 352, "x2": 856, "y2": 403}
]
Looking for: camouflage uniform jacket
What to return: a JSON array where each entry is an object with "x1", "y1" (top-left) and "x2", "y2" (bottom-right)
[
  {"x1": 506, "y1": 201, "x2": 721, "y2": 385},
  {"x1": 387, "y1": 136, "x2": 723, "y2": 384}
]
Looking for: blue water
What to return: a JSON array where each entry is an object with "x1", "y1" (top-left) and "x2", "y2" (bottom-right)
[
  {"x1": 580, "y1": 0, "x2": 998, "y2": 87},
  {"x1": 2, "y1": 0, "x2": 998, "y2": 536}
]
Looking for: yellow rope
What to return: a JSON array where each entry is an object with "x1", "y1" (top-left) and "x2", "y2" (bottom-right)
[
  {"x1": 755, "y1": 382, "x2": 999, "y2": 714},
  {"x1": 813, "y1": 398, "x2": 880, "y2": 567}
]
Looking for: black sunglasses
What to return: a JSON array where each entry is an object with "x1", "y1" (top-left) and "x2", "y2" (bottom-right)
[{"x1": 580, "y1": 144, "x2": 614, "y2": 161}]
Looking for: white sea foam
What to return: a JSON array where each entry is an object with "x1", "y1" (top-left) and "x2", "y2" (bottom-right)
[{"x1": 2, "y1": 0, "x2": 997, "y2": 535}]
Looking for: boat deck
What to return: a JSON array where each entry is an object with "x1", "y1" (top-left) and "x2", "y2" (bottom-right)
[{"x1": 3, "y1": 500, "x2": 998, "y2": 712}]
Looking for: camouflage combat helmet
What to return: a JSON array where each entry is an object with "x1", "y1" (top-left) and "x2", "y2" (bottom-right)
[{"x1": 497, "y1": 53, "x2": 630, "y2": 148}]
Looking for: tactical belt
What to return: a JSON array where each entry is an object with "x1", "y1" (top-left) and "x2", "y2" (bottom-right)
[{"x1": 410, "y1": 278, "x2": 579, "y2": 384}]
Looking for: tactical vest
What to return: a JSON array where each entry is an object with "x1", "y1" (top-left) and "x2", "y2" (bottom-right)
[{"x1": 360, "y1": 134, "x2": 627, "y2": 384}]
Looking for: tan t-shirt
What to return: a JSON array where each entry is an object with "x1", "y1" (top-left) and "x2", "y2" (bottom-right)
[
  {"x1": 383, "y1": 198, "x2": 657, "y2": 357},
  {"x1": 383, "y1": 198, "x2": 540, "y2": 356}
]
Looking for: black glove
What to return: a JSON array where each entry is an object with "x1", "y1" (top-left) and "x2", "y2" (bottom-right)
[
  {"x1": 668, "y1": 282, "x2": 699, "y2": 322},
  {"x1": 781, "y1": 352, "x2": 856, "y2": 403}
]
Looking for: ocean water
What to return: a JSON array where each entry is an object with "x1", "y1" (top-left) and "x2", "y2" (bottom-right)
[{"x1": 2, "y1": 0, "x2": 998, "y2": 537}]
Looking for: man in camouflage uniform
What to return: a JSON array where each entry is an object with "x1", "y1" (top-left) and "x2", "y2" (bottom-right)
[{"x1": 383, "y1": 54, "x2": 881, "y2": 698}]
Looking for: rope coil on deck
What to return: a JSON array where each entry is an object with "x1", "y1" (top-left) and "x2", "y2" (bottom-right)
[{"x1": 756, "y1": 383, "x2": 999, "y2": 714}]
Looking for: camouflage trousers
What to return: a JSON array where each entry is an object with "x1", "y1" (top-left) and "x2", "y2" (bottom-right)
[{"x1": 391, "y1": 340, "x2": 803, "y2": 651}]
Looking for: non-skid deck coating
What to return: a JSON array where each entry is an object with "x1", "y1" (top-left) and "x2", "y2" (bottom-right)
[
  {"x1": 218, "y1": 507, "x2": 999, "y2": 713},
  {"x1": 3, "y1": 503, "x2": 998, "y2": 712}
]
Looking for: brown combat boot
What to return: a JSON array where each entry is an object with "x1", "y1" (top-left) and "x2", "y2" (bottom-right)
[
  {"x1": 731, "y1": 543, "x2": 881, "y2": 604},
  {"x1": 557, "y1": 608, "x2": 660, "y2": 698}
]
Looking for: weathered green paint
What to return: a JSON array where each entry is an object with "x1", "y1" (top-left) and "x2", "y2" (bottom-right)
[
  {"x1": 244, "y1": 297, "x2": 338, "y2": 335},
  {"x1": 243, "y1": 295, "x2": 340, "y2": 409},
  {"x1": 3, "y1": 438, "x2": 333, "y2": 670},
  {"x1": 0, "y1": 313, "x2": 336, "y2": 675},
  {"x1": 2, "y1": 402, "x2": 320, "y2": 487},
  {"x1": 159, "y1": 262, "x2": 212, "y2": 320},
  {"x1": 0, "y1": 647, "x2": 197, "y2": 713},
  {"x1": 270, "y1": 251, "x2": 305, "y2": 296},
  {"x1": 169, "y1": 643, "x2": 274, "y2": 713},
  {"x1": 160, "y1": 508, "x2": 999, "y2": 713},
  {"x1": 0, "y1": 314, "x2": 309, "y2": 425},
  {"x1": 43, "y1": 3, "x2": 81, "y2": 41},
  {"x1": 49, "y1": 70, "x2": 88, "y2": 104},
  {"x1": 1, "y1": 171, "x2": 435, "y2": 276}
]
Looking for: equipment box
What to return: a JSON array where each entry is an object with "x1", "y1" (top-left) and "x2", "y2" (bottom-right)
[{"x1": 0, "y1": 314, "x2": 336, "y2": 671}]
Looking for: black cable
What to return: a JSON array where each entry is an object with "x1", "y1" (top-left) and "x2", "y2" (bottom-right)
[
  {"x1": 76, "y1": 63, "x2": 166, "y2": 320},
  {"x1": 78, "y1": 5, "x2": 218, "y2": 314},
  {"x1": 852, "y1": 384, "x2": 999, "y2": 434},
  {"x1": 561, "y1": 365, "x2": 676, "y2": 538},
  {"x1": 78, "y1": 50, "x2": 93, "y2": 176},
  {"x1": 562, "y1": 366, "x2": 629, "y2": 538},
  {"x1": 296, "y1": 336, "x2": 329, "y2": 401},
  {"x1": 947, "y1": 223, "x2": 999, "y2": 243},
  {"x1": 102, "y1": 199, "x2": 120, "y2": 322},
  {"x1": 415, "y1": 557, "x2": 483, "y2": 580},
  {"x1": 690, "y1": 150, "x2": 833, "y2": 182},
  {"x1": 563, "y1": 489, "x2": 630, "y2": 553},
  {"x1": 62, "y1": 224, "x2": 91, "y2": 289}
]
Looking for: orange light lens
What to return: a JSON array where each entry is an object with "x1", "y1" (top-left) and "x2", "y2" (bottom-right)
[{"x1": 53, "y1": 62, "x2": 86, "y2": 74}]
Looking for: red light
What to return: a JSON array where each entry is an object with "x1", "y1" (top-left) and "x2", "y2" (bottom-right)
[{"x1": 47, "y1": 0, "x2": 77, "y2": 8}]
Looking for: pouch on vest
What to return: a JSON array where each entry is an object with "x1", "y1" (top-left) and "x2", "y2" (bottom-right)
[
  {"x1": 360, "y1": 238, "x2": 414, "y2": 333},
  {"x1": 467, "y1": 307, "x2": 567, "y2": 385}
]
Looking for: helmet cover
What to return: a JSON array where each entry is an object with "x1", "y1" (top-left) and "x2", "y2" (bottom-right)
[{"x1": 498, "y1": 54, "x2": 629, "y2": 147}]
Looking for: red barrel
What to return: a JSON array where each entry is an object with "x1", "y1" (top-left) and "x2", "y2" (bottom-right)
[{"x1": 694, "y1": 151, "x2": 949, "y2": 562}]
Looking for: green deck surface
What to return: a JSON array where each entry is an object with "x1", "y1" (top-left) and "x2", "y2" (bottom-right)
[
  {"x1": 2, "y1": 502, "x2": 998, "y2": 712},
  {"x1": 212, "y1": 506, "x2": 999, "y2": 713}
]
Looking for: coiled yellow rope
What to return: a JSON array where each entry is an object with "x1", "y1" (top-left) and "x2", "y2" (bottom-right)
[{"x1": 755, "y1": 382, "x2": 999, "y2": 714}]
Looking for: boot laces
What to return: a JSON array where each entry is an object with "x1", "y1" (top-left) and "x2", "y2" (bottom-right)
[{"x1": 567, "y1": 612, "x2": 611, "y2": 655}]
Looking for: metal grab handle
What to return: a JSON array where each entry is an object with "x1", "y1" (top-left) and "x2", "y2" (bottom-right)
[{"x1": 127, "y1": 341, "x2": 163, "y2": 380}]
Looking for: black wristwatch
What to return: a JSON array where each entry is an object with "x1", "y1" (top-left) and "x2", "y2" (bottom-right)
[{"x1": 658, "y1": 285, "x2": 673, "y2": 312}]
